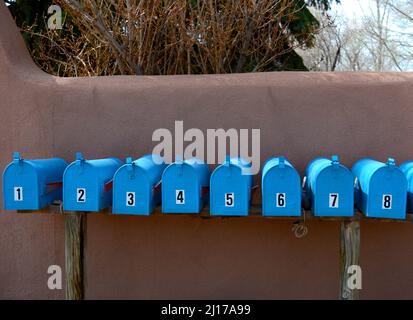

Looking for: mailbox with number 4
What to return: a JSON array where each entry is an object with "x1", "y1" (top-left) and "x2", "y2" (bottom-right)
[
  {"x1": 352, "y1": 158, "x2": 407, "y2": 219},
  {"x1": 162, "y1": 158, "x2": 210, "y2": 213},
  {"x1": 112, "y1": 154, "x2": 166, "y2": 215},
  {"x1": 210, "y1": 157, "x2": 252, "y2": 216},
  {"x1": 400, "y1": 160, "x2": 413, "y2": 213},
  {"x1": 63, "y1": 152, "x2": 123, "y2": 212},
  {"x1": 3, "y1": 152, "x2": 68, "y2": 210},
  {"x1": 305, "y1": 155, "x2": 354, "y2": 217},
  {"x1": 262, "y1": 157, "x2": 301, "y2": 216}
]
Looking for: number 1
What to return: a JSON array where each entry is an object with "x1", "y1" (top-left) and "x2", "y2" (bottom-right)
[{"x1": 14, "y1": 187, "x2": 23, "y2": 201}]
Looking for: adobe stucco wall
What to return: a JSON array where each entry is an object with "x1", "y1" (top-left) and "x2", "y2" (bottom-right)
[{"x1": 1, "y1": 2, "x2": 413, "y2": 299}]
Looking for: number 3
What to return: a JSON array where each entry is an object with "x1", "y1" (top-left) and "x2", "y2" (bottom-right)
[{"x1": 126, "y1": 192, "x2": 135, "y2": 207}]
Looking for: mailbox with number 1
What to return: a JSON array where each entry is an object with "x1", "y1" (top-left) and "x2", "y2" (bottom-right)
[
  {"x1": 161, "y1": 158, "x2": 210, "y2": 213},
  {"x1": 112, "y1": 154, "x2": 166, "y2": 215},
  {"x1": 352, "y1": 158, "x2": 407, "y2": 219},
  {"x1": 305, "y1": 155, "x2": 354, "y2": 217},
  {"x1": 63, "y1": 152, "x2": 122, "y2": 212}
]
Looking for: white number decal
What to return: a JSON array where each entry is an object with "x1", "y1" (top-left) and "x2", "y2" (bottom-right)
[
  {"x1": 329, "y1": 193, "x2": 339, "y2": 208},
  {"x1": 126, "y1": 192, "x2": 135, "y2": 207},
  {"x1": 176, "y1": 190, "x2": 185, "y2": 204},
  {"x1": 14, "y1": 187, "x2": 23, "y2": 201},
  {"x1": 382, "y1": 194, "x2": 392, "y2": 209},
  {"x1": 276, "y1": 193, "x2": 286, "y2": 208},
  {"x1": 77, "y1": 188, "x2": 86, "y2": 203},
  {"x1": 225, "y1": 193, "x2": 234, "y2": 207}
]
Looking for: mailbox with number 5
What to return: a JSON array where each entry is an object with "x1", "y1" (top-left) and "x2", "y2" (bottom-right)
[
  {"x1": 262, "y1": 157, "x2": 301, "y2": 216},
  {"x1": 3, "y1": 152, "x2": 68, "y2": 210},
  {"x1": 352, "y1": 158, "x2": 407, "y2": 219},
  {"x1": 112, "y1": 154, "x2": 166, "y2": 215},
  {"x1": 210, "y1": 157, "x2": 252, "y2": 216},
  {"x1": 63, "y1": 152, "x2": 122, "y2": 212},
  {"x1": 162, "y1": 158, "x2": 210, "y2": 213},
  {"x1": 305, "y1": 155, "x2": 354, "y2": 217}
]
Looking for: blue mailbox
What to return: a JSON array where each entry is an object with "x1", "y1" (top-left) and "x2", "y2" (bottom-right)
[
  {"x1": 210, "y1": 157, "x2": 252, "y2": 216},
  {"x1": 63, "y1": 153, "x2": 123, "y2": 212},
  {"x1": 400, "y1": 160, "x2": 413, "y2": 213},
  {"x1": 112, "y1": 154, "x2": 166, "y2": 215},
  {"x1": 305, "y1": 155, "x2": 354, "y2": 217},
  {"x1": 3, "y1": 152, "x2": 68, "y2": 210},
  {"x1": 262, "y1": 157, "x2": 301, "y2": 216},
  {"x1": 352, "y1": 158, "x2": 407, "y2": 219},
  {"x1": 162, "y1": 158, "x2": 210, "y2": 213}
]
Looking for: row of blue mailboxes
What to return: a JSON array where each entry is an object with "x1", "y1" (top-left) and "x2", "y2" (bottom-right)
[{"x1": 2, "y1": 152, "x2": 413, "y2": 219}]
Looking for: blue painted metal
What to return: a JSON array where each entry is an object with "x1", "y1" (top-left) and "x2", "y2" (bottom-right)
[
  {"x1": 3, "y1": 152, "x2": 68, "y2": 210},
  {"x1": 262, "y1": 156, "x2": 301, "y2": 216},
  {"x1": 162, "y1": 158, "x2": 210, "y2": 213},
  {"x1": 305, "y1": 155, "x2": 354, "y2": 217},
  {"x1": 352, "y1": 158, "x2": 407, "y2": 219},
  {"x1": 112, "y1": 154, "x2": 166, "y2": 215},
  {"x1": 400, "y1": 160, "x2": 413, "y2": 213},
  {"x1": 63, "y1": 152, "x2": 123, "y2": 212},
  {"x1": 210, "y1": 157, "x2": 252, "y2": 216}
]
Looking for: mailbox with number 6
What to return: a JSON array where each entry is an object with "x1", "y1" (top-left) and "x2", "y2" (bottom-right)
[
  {"x1": 112, "y1": 155, "x2": 166, "y2": 215},
  {"x1": 63, "y1": 152, "x2": 123, "y2": 212},
  {"x1": 3, "y1": 152, "x2": 68, "y2": 210},
  {"x1": 262, "y1": 157, "x2": 301, "y2": 216},
  {"x1": 352, "y1": 158, "x2": 407, "y2": 219},
  {"x1": 210, "y1": 157, "x2": 252, "y2": 216},
  {"x1": 400, "y1": 160, "x2": 413, "y2": 213},
  {"x1": 305, "y1": 155, "x2": 354, "y2": 217},
  {"x1": 162, "y1": 158, "x2": 210, "y2": 213}
]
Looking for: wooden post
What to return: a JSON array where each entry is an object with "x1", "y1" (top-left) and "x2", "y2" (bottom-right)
[
  {"x1": 339, "y1": 220, "x2": 360, "y2": 300},
  {"x1": 64, "y1": 212, "x2": 86, "y2": 300}
]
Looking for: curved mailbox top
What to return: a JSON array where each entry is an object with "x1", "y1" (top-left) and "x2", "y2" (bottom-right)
[
  {"x1": 115, "y1": 154, "x2": 166, "y2": 186},
  {"x1": 163, "y1": 157, "x2": 210, "y2": 186},
  {"x1": 213, "y1": 157, "x2": 253, "y2": 178},
  {"x1": 400, "y1": 161, "x2": 413, "y2": 178},
  {"x1": 306, "y1": 155, "x2": 351, "y2": 192},
  {"x1": 352, "y1": 158, "x2": 404, "y2": 193},
  {"x1": 262, "y1": 156, "x2": 296, "y2": 179},
  {"x1": 64, "y1": 152, "x2": 123, "y2": 178}
]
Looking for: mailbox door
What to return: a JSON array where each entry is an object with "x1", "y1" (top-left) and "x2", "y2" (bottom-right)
[
  {"x1": 210, "y1": 170, "x2": 249, "y2": 216},
  {"x1": 3, "y1": 163, "x2": 39, "y2": 210},
  {"x1": 162, "y1": 166, "x2": 200, "y2": 213},
  {"x1": 63, "y1": 165, "x2": 100, "y2": 212},
  {"x1": 367, "y1": 169, "x2": 407, "y2": 219},
  {"x1": 262, "y1": 166, "x2": 301, "y2": 216},
  {"x1": 113, "y1": 169, "x2": 151, "y2": 215},
  {"x1": 313, "y1": 168, "x2": 354, "y2": 217}
]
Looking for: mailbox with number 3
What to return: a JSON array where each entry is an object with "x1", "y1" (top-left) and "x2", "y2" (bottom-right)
[{"x1": 112, "y1": 155, "x2": 166, "y2": 215}]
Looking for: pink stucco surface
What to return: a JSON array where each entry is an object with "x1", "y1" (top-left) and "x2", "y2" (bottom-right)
[{"x1": 0, "y1": 3, "x2": 413, "y2": 299}]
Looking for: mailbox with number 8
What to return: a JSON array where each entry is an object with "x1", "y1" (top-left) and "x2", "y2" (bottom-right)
[
  {"x1": 262, "y1": 156, "x2": 301, "y2": 216},
  {"x1": 305, "y1": 155, "x2": 354, "y2": 217},
  {"x1": 162, "y1": 158, "x2": 210, "y2": 213},
  {"x1": 3, "y1": 152, "x2": 68, "y2": 210},
  {"x1": 210, "y1": 157, "x2": 252, "y2": 216},
  {"x1": 112, "y1": 154, "x2": 166, "y2": 215},
  {"x1": 63, "y1": 152, "x2": 122, "y2": 212},
  {"x1": 352, "y1": 158, "x2": 407, "y2": 219}
]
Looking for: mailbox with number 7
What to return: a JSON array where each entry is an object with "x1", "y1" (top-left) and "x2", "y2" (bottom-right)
[
  {"x1": 63, "y1": 152, "x2": 122, "y2": 212},
  {"x1": 3, "y1": 152, "x2": 68, "y2": 210},
  {"x1": 305, "y1": 155, "x2": 354, "y2": 217},
  {"x1": 352, "y1": 158, "x2": 407, "y2": 219},
  {"x1": 161, "y1": 158, "x2": 210, "y2": 213},
  {"x1": 210, "y1": 157, "x2": 252, "y2": 216},
  {"x1": 112, "y1": 154, "x2": 166, "y2": 215}
]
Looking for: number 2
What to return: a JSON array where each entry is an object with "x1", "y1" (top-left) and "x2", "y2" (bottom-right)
[{"x1": 77, "y1": 188, "x2": 86, "y2": 203}]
